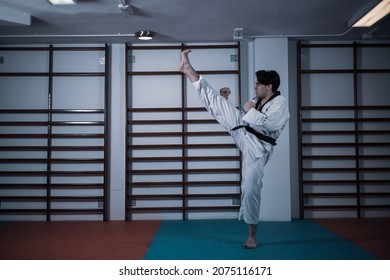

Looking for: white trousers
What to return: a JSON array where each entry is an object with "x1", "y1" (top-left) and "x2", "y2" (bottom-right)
[{"x1": 193, "y1": 77, "x2": 272, "y2": 225}]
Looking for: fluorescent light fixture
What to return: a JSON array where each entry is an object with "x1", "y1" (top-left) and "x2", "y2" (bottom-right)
[
  {"x1": 135, "y1": 30, "x2": 155, "y2": 40},
  {"x1": 47, "y1": 0, "x2": 77, "y2": 5},
  {"x1": 352, "y1": 0, "x2": 390, "y2": 27}
]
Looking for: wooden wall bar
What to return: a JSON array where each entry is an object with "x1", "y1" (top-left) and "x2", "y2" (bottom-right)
[
  {"x1": 0, "y1": 45, "x2": 109, "y2": 221},
  {"x1": 126, "y1": 44, "x2": 242, "y2": 220},
  {"x1": 298, "y1": 42, "x2": 390, "y2": 218}
]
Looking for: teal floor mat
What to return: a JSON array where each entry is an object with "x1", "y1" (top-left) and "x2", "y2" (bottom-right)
[{"x1": 144, "y1": 219, "x2": 378, "y2": 260}]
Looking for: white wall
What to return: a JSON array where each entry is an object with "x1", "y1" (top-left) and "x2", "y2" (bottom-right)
[{"x1": 241, "y1": 38, "x2": 292, "y2": 221}]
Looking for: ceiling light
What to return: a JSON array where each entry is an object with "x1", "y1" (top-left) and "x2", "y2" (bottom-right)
[
  {"x1": 350, "y1": 0, "x2": 390, "y2": 27},
  {"x1": 135, "y1": 30, "x2": 155, "y2": 40},
  {"x1": 47, "y1": 0, "x2": 77, "y2": 5}
]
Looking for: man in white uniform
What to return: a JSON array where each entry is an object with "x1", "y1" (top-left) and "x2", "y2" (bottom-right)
[{"x1": 179, "y1": 49, "x2": 289, "y2": 249}]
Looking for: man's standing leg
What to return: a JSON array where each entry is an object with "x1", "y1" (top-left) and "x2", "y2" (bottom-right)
[{"x1": 240, "y1": 149, "x2": 267, "y2": 249}]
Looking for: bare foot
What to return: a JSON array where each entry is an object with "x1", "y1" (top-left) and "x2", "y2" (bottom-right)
[
  {"x1": 178, "y1": 49, "x2": 199, "y2": 82},
  {"x1": 243, "y1": 238, "x2": 258, "y2": 249},
  {"x1": 178, "y1": 49, "x2": 192, "y2": 73},
  {"x1": 244, "y1": 224, "x2": 258, "y2": 249}
]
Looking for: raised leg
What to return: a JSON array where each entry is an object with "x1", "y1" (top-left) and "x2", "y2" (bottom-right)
[
  {"x1": 180, "y1": 49, "x2": 260, "y2": 249},
  {"x1": 179, "y1": 49, "x2": 200, "y2": 83}
]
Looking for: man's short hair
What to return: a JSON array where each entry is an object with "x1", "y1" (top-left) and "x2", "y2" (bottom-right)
[{"x1": 256, "y1": 70, "x2": 280, "y2": 92}]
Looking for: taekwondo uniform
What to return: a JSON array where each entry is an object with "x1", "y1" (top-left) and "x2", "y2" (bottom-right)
[{"x1": 192, "y1": 76, "x2": 289, "y2": 225}]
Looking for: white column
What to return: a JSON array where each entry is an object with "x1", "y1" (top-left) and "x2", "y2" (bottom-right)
[
  {"x1": 248, "y1": 38, "x2": 292, "y2": 221},
  {"x1": 109, "y1": 44, "x2": 127, "y2": 220}
]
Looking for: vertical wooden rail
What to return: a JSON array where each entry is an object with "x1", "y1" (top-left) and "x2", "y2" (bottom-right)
[
  {"x1": 103, "y1": 44, "x2": 110, "y2": 221},
  {"x1": 125, "y1": 45, "x2": 130, "y2": 221},
  {"x1": 181, "y1": 44, "x2": 187, "y2": 220},
  {"x1": 297, "y1": 41, "x2": 304, "y2": 219},
  {"x1": 352, "y1": 42, "x2": 361, "y2": 218}
]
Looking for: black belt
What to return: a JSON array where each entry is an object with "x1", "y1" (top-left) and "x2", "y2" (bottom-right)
[{"x1": 231, "y1": 125, "x2": 277, "y2": 146}]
